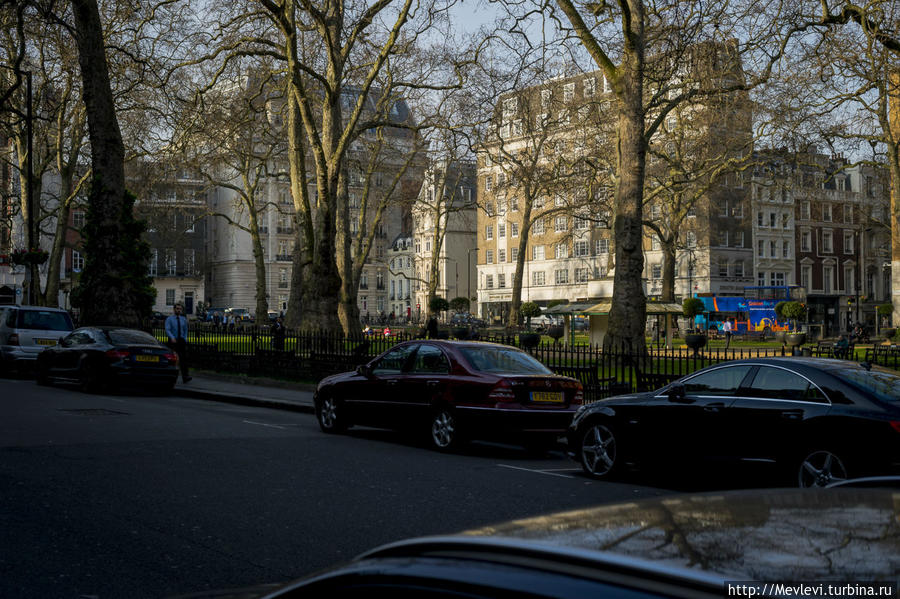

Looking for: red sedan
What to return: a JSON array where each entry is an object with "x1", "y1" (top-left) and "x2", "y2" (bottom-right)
[{"x1": 314, "y1": 340, "x2": 583, "y2": 451}]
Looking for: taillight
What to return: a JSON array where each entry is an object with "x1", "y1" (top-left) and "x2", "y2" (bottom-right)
[
  {"x1": 8, "y1": 334, "x2": 19, "y2": 345},
  {"x1": 164, "y1": 353, "x2": 178, "y2": 363},
  {"x1": 488, "y1": 380, "x2": 517, "y2": 403},
  {"x1": 890, "y1": 421, "x2": 900, "y2": 434},
  {"x1": 105, "y1": 349, "x2": 130, "y2": 360},
  {"x1": 572, "y1": 386, "x2": 584, "y2": 405}
]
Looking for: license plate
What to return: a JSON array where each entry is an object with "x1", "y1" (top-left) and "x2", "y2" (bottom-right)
[
  {"x1": 36, "y1": 338, "x2": 57, "y2": 346},
  {"x1": 135, "y1": 355, "x2": 160, "y2": 363},
  {"x1": 531, "y1": 391, "x2": 564, "y2": 404}
]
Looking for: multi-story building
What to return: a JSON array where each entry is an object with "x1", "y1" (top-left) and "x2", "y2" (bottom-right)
[
  {"x1": 387, "y1": 235, "x2": 414, "y2": 321},
  {"x1": 477, "y1": 41, "x2": 752, "y2": 322},
  {"x1": 130, "y1": 162, "x2": 207, "y2": 316},
  {"x1": 411, "y1": 160, "x2": 477, "y2": 321}
]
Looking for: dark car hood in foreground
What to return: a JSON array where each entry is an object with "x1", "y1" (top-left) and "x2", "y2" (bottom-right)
[{"x1": 462, "y1": 488, "x2": 900, "y2": 581}]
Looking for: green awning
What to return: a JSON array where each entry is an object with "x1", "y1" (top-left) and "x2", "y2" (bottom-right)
[{"x1": 544, "y1": 301, "x2": 683, "y2": 316}]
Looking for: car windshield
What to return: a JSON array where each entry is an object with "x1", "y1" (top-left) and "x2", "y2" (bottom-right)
[
  {"x1": 459, "y1": 346, "x2": 552, "y2": 374},
  {"x1": 833, "y1": 365, "x2": 900, "y2": 403},
  {"x1": 17, "y1": 310, "x2": 73, "y2": 331},
  {"x1": 105, "y1": 329, "x2": 161, "y2": 345}
]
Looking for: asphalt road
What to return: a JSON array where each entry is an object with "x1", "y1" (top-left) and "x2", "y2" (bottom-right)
[{"x1": 1, "y1": 378, "x2": 674, "y2": 599}]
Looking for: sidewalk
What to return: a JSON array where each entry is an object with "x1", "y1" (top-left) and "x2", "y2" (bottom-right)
[{"x1": 173, "y1": 370, "x2": 316, "y2": 413}]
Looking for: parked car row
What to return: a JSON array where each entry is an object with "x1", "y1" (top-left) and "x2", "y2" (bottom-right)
[{"x1": 316, "y1": 341, "x2": 900, "y2": 489}]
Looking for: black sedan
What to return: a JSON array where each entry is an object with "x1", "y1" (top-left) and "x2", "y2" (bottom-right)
[
  {"x1": 35, "y1": 327, "x2": 179, "y2": 393},
  {"x1": 568, "y1": 357, "x2": 900, "y2": 487},
  {"x1": 314, "y1": 340, "x2": 583, "y2": 451}
]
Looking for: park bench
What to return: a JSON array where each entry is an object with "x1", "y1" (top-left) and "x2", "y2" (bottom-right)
[{"x1": 549, "y1": 364, "x2": 617, "y2": 404}]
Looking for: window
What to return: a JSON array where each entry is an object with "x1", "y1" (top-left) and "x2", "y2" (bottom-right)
[
  {"x1": 772, "y1": 272, "x2": 785, "y2": 286},
  {"x1": 72, "y1": 250, "x2": 84, "y2": 273},
  {"x1": 652, "y1": 264, "x2": 662, "y2": 279},
  {"x1": 510, "y1": 248, "x2": 518, "y2": 262},
  {"x1": 532, "y1": 271, "x2": 545, "y2": 286},
  {"x1": 498, "y1": 274, "x2": 505, "y2": 288},
  {"x1": 185, "y1": 214, "x2": 195, "y2": 233},
  {"x1": 782, "y1": 213, "x2": 790, "y2": 229},
  {"x1": 844, "y1": 232, "x2": 854, "y2": 254},
  {"x1": 822, "y1": 204, "x2": 832, "y2": 222},
  {"x1": 148, "y1": 249, "x2": 158, "y2": 276},
  {"x1": 541, "y1": 89, "x2": 552, "y2": 110},
  {"x1": 583, "y1": 77, "x2": 595, "y2": 97},
  {"x1": 719, "y1": 261, "x2": 729, "y2": 277},
  {"x1": 372, "y1": 345, "x2": 416, "y2": 375},
  {"x1": 485, "y1": 225, "x2": 493, "y2": 240},
  {"x1": 555, "y1": 216, "x2": 568, "y2": 232},
  {"x1": 485, "y1": 274, "x2": 494, "y2": 289},
  {"x1": 843, "y1": 204, "x2": 853, "y2": 224},
  {"x1": 824, "y1": 265, "x2": 834, "y2": 294},
  {"x1": 183, "y1": 250, "x2": 195, "y2": 275},
  {"x1": 575, "y1": 267, "x2": 590, "y2": 282},
  {"x1": 758, "y1": 271, "x2": 766, "y2": 286},
  {"x1": 486, "y1": 249, "x2": 494, "y2": 264},
  {"x1": 511, "y1": 223, "x2": 519, "y2": 238},
  {"x1": 555, "y1": 243, "x2": 568, "y2": 259},
  {"x1": 498, "y1": 223, "x2": 506, "y2": 238},
  {"x1": 801, "y1": 230, "x2": 811, "y2": 252},
  {"x1": 165, "y1": 289, "x2": 176, "y2": 305},
  {"x1": 532, "y1": 218, "x2": 545, "y2": 235},
  {"x1": 73, "y1": 210, "x2": 85, "y2": 229},
  {"x1": 596, "y1": 239, "x2": 609, "y2": 254},
  {"x1": 533, "y1": 245, "x2": 545, "y2": 260},
  {"x1": 823, "y1": 231, "x2": 833, "y2": 253},
  {"x1": 758, "y1": 240, "x2": 764, "y2": 257},
  {"x1": 555, "y1": 269, "x2": 569, "y2": 284},
  {"x1": 498, "y1": 249, "x2": 506, "y2": 263},
  {"x1": 485, "y1": 176, "x2": 492, "y2": 191},
  {"x1": 747, "y1": 367, "x2": 826, "y2": 402},
  {"x1": 575, "y1": 216, "x2": 589, "y2": 231},
  {"x1": 652, "y1": 236, "x2": 661, "y2": 250},
  {"x1": 801, "y1": 265, "x2": 811, "y2": 289},
  {"x1": 686, "y1": 231, "x2": 696, "y2": 248},
  {"x1": 844, "y1": 266, "x2": 854, "y2": 293},
  {"x1": 165, "y1": 249, "x2": 176, "y2": 276},
  {"x1": 801, "y1": 201, "x2": 811, "y2": 219},
  {"x1": 683, "y1": 365, "x2": 754, "y2": 396},
  {"x1": 502, "y1": 97, "x2": 517, "y2": 119},
  {"x1": 574, "y1": 240, "x2": 590, "y2": 257},
  {"x1": 411, "y1": 345, "x2": 450, "y2": 374},
  {"x1": 757, "y1": 211, "x2": 764, "y2": 227},
  {"x1": 782, "y1": 241, "x2": 790, "y2": 259},
  {"x1": 770, "y1": 240, "x2": 777, "y2": 258},
  {"x1": 564, "y1": 82, "x2": 575, "y2": 102},
  {"x1": 734, "y1": 261, "x2": 744, "y2": 277}
]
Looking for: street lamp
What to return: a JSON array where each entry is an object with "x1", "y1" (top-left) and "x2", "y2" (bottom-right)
[{"x1": 467, "y1": 247, "x2": 478, "y2": 311}]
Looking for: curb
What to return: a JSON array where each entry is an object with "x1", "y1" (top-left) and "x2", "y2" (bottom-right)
[{"x1": 173, "y1": 387, "x2": 316, "y2": 414}]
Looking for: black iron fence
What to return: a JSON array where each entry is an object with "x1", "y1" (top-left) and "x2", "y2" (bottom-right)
[{"x1": 155, "y1": 324, "x2": 900, "y2": 401}]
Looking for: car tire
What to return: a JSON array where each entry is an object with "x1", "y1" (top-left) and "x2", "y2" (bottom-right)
[
  {"x1": 36, "y1": 361, "x2": 51, "y2": 386},
  {"x1": 429, "y1": 407, "x2": 463, "y2": 451},
  {"x1": 796, "y1": 448, "x2": 849, "y2": 488},
  {"x1": 579, "y1": 421, "x2": 619, "y2": 479},
  {"x1": 78, "y1": 360, "x2": 102, "y2": 394},
  {"x1": 316, "y1": 395, "x2": 348, "y2": 433}
]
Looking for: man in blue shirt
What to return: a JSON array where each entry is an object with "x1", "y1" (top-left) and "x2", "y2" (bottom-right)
[{"x1": 165, "y1": 303, "x2": 191, "y2": 383}]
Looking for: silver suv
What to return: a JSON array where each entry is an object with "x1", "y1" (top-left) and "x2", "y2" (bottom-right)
[{"x1": 0, "y1": 305, "x2": 74, "y2": 373}]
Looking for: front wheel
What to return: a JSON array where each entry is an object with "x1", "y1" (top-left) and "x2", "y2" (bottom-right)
[
  {"x1": 430, "y1": 408, "x2": 463, "y2": 451},
  {"x1": 580, "y1": 422, "x2": 619, "y2": 479},
  {"x1": 797, "y1": 449, "x2": 849, "y2": 488},
  {"x1": 316, "y1": 395, "x2": 347, "y2": 433}
]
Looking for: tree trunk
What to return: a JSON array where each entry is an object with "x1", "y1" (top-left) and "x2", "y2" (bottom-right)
[
  {"x1": 248, "y1": 212, "x2": 268, "y2": 323},
  {"x1": 507, "y1": 196, "x2": 534, "y2": 328},
  {"x1": 39, "y1": 168, "x2": 75, "y2": 308},
  {"x1": 604, "y1": 3, "x2": 648, "y2": 354}
]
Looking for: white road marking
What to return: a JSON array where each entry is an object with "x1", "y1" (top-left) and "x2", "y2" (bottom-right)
[
  {"x1": 496, "y1": 464, "x2": 577, "y2": 479},
  {"x1": 242, "y1": 420, "x2": 299, "y2": 430}
]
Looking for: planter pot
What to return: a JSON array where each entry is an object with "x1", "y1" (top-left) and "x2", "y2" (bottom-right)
[
  {"x1": 684, "y1": 333, "x2": 707, "y2": 356},
  {"x1": 774, "y1": 331, "x2": 787, "y2": 345},
  {"x1": 519, "y1": 333, "x2": 540, "y2": 350},
  {"x1": 882, "y1": 328, "x2": 896, "y2": 341},
  {"x1": 547, "y1": 326, "x2": 564, "y2": 341},
  {"x1": 785, "y1": 332, "x2": 806, "y2": 347}
]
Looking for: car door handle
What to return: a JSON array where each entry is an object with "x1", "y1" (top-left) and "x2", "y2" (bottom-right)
[
  {"x1": 780, "y1": 409, "x2": 803, "y2": 420},
  {"x1": 704, "y1": 402, "x2": 726, "y2": 413},
  {"x1": 426, "y1": 380, "x2": 440, "y2": 388},
  {"x1": 387, "y1": 380, "x2": 399, "y2": 386}
]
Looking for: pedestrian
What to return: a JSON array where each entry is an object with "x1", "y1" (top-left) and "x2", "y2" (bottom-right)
[
  {"x1": 835, "y1": 334, "x2": 850, "y2": 359},
  {"x1": 164, "y1": 303, "x2": 192, "y2": 383},
  {"x1": 383, "y1": 325, "x2": 391, "y2": 338},
  {"x1": 723, "y1": 318, "x2": 733, "y2": 349},
  {"x1": 272, "y1": 316, "x2": 286, "y2": 351},
  {"x1": 426, "y1": 315, "x2": 438, "y2": 339}
]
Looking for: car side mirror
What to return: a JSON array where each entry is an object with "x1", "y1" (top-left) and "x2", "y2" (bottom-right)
[
  {"x1": 668, "y1": 383, "x2": 688, "y2": 403},
  {"x1": 356, "y1": 364, "x2": 372, "y2": 377}
]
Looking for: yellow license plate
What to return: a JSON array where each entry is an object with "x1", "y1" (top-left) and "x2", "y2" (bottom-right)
[
  {"x1": 135, "y1": 355, "x2": 160, "y2": 362},
  {"x1": 36, "y1": 339, "x2": 57, "y2": 346},
  {"x1": 531, "y1": 391, "x2": 564, "y2": 403}
]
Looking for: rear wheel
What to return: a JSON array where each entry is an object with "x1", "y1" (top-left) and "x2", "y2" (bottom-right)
[
  {"x1": 430, "y1": 407, "x2": 463, "y2": 451},
  {"x1": 580, "y1": 421, "x2": 619, "y2": 479},
  {"x1": 797, "y1": 449, "x2": 849, "y2": 488},
  {"x1": 317, "y1": 395, "x2": 347, "y2": 433}
]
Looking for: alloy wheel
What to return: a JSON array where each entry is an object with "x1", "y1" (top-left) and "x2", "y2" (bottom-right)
[
  {"x1": 798, "y1": 450, "x2": 848, "y2": 488},
  {"x1": 317, "y1": 396, "x2": 344, "y2": 433},
  {"x1": 581, "y1": 423, "x2": 617, "y2": 478},
  {"x1": 430, "y1": 409, "x2": 457, "y2": 450}
]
